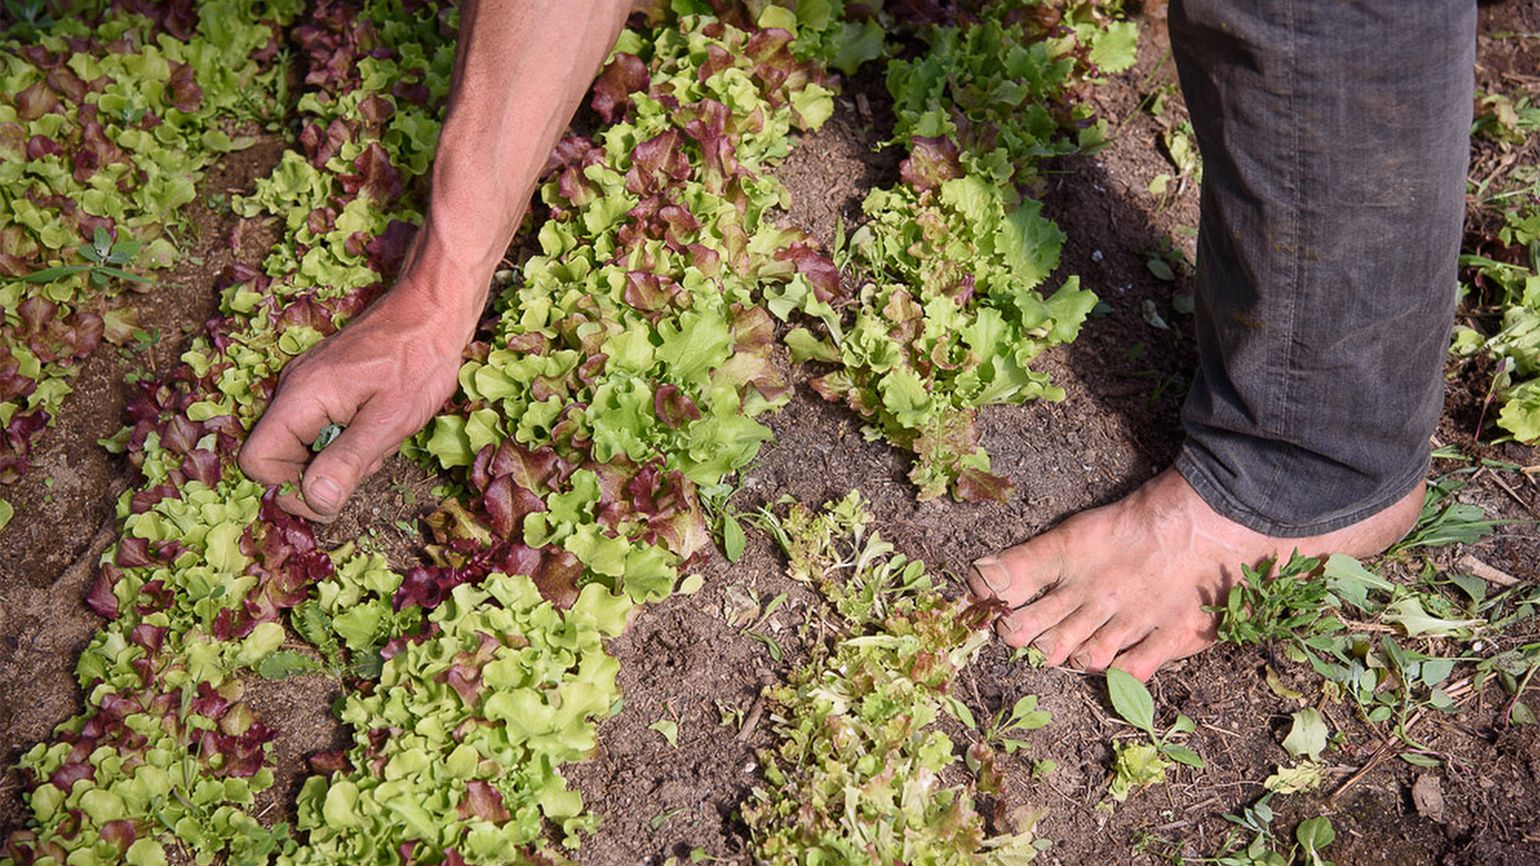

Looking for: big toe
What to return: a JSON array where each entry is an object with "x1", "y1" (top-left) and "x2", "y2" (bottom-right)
[{"x1": 969, "y1": 535, "x2": 1065, "y2": 608}]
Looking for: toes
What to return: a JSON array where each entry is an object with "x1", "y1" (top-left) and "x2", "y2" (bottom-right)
[
  {"x1": 1069, "y1": 617, "x2": 1147, "y2": 673},
  {"x1": 970, "y1": 533, "x2": 1066, "y2": 608},
  {"x1": 967, "y1": 561, "x2": 1012, "y2": 601},
  {"x1": 1030, "y1": 603, "x2": 1113, "y2": 668},
  {"x1": 1108, "y1": 636, "x2": 1173, "y2": 682},
  {"x1": 994, "y1": 587, "x2": 1082, "y2": 649},
  {"x1": 1108, "y1": 625, "x2": 1203, "y2": 682}
]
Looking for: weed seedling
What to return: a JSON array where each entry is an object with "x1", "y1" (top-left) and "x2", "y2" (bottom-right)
[
  {"x1": 964, "y1": 693, "x2": 1052, "y2": 793},
  {"x1": 982, "y1": 694, "x2": 1053, "y2": 755},
  {"x1": 648, "y1": 718, "x2": 680, "y2": 748},
  {"x1": 1206, "y1": 796, "x2": 1337, "y2": 866},
  {"x1": 1104, "y1": 668, "x2": 1203, "y2": 801},
  {"x1": 1211, "y1": 552, "x2": 1341, "y2": 648},
  {"x1": 23, "y1": 227, "x2": 155, "y2": 290},
  {"x1": 1389, "y1": 474, "x2": 1505, "y2": 553},
  {"x1": 698, "y1": 481, "x2": 748, "y2": 563}
]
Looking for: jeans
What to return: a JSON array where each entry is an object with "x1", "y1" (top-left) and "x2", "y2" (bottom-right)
[{"x1": 1168, "y1": 0, "x2": 1477, "y2": 536}]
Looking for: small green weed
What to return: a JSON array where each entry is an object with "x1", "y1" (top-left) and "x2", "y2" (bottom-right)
[
  {"x1": 964, "y1": 694, "x2": 1053, "y2": 793},
  {"x1": 1104, "y1": 668, "x2": 1203, "y2": 801},
  {"x1": 1473, "y1": 90, "x2": 1540, "y2": 147},
  {"x1": 1390, "y1": 474, "x2": 1507, "y2": 553},
  {"x1": 255, "y1": 599, "x2": 389, "y2": 682},
  {"x1": 699, "y1": 481, "x2": 749, "y2": 563},
  {"x1": 1476, "y1": 640, "x2": 1540, "y2": 726},
  {"x1": 23, "y1": 227, "x2": 155, "y2": 291},
  {"x1": 1204, "y1": 796, "x2": 1336, "y2": 866}
]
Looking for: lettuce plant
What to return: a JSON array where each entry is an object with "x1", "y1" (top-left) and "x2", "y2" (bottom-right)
[
  {"x1": 745, "y1": 493, "x2": 1046, "y2": 864},
  {"x1": 1452, "y1": 205, "x2": 1540, "y2": 442},
  {"x1": 777, "y1": 6, "x2": 1135, "y2": 501},
  {"x1": 286, "y1": 575, "x2": 630, "y2": 866}
]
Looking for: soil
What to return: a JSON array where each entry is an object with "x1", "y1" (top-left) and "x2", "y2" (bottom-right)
[{"x1": 5, "y1": 3, "x2": 1540, "y2": 865}]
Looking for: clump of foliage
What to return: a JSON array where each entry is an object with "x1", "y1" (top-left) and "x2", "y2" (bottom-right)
[
  {"x1": 1211, "y1": 797, "x2": 1338, "y2": 866},
  {"x1": 287, "y1": 575, "x2": 630, "y2": 866},
  {"x1": 1454, "y1": 79, "x2": 1540, "y2": 443},
  {"x1": 1211, "y1": 494, "x2": 1539, "y2": 764},
  {"x1": 1103, "y1": 668, "x2": 1202, "y2": 801},
  {"x1": 8, "y1": 479, "x2": 336, "y2": 866},
  {"x1": 1452, "y1": 203, "x2": 1540, "y2": 442},
  {"x1": 1213, "y1": 550, "x2": 1475, "y2": 733},
  {"x1": 779, "y1": 5, "x2": 1136, "y2": 501},
  {"x1": 744, "y1": 493, "x2": 1047, "y2": 864},
  {"x1": 0, "y1": 0, "x2": 296, "y2": 528}
]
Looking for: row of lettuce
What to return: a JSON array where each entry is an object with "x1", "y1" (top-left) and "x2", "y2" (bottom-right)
[
  {"x1": 3, "y1": 1, "x2": 464, "y2": 864},
  {"x1": 778, "y1": 4, "x2": 1134, "y2": 500},
  {"x1": 2, "y1": 2, "x2": 1134, "y2": 866},
  {"x1": 745, "y1": 493, "x2": 1047, "y2": 863},
  {"x1": 0, "y1": 0, "x2": 300, "y2": 530},
  {"x1": 1453, "y1": 88, "x2": 1539, "y2": 443}
]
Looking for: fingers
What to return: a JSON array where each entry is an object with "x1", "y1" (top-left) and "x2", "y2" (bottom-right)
[
  {"x1": 238, "y1": 384, "x2": 336, "y2": 488},
  {"x1": 275, "y1": 488, "x2": 329, "y2": 523},
  {"x1": 300, "y1": 399, "x2": 406, "y2": 521}
]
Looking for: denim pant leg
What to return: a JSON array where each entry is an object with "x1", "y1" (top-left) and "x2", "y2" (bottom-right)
[{"x1": 1168, "y1": 0, "x2": 1477, "y2": 537}]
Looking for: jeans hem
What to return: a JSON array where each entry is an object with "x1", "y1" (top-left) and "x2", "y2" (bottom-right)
[{"x1": 1174, "y1": 444, "x2": 1429, "y2": 539}]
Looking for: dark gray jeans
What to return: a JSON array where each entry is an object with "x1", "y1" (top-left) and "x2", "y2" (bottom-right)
[{"x1": 1169, "y1": 0, "x2": 1476, "y2": 536}]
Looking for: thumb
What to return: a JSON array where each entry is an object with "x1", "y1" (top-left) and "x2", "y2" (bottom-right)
[{"x1": 301, "y1": 401, "x2": 406, "y2": 520}]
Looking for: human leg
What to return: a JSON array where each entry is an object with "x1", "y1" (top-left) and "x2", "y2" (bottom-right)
[{"x1": 970, "y1": 0, "x2": 1477, "y2": 679}]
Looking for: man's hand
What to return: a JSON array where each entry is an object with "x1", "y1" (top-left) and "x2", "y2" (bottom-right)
[
  {"x1": 238, "y1": 0, "x2": 629, "y2": 520},
  {"x1": 238, "y1": 281, "x2": 474, "y2": 522}
]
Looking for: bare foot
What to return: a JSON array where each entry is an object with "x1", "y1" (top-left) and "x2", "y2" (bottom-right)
[{"x1": 968, "y1": 468, "x2": 1424, "y2": 680}]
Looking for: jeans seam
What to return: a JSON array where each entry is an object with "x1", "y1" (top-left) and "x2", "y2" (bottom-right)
[{"x1": 1261, "y1": 0, "x2": 1302, "y2": 510}]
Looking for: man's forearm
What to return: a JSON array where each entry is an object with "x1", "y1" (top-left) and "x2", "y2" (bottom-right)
[{"x1": 400, "y1": 0, "x2": 632, "y2": 318}]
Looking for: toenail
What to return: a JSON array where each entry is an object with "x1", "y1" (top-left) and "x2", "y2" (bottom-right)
[{"x1": 973, "y1": 561, "x2": 1010, "y2": 593}]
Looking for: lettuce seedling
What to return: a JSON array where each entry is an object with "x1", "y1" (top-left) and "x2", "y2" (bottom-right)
[{"x1": 745, "y1": 493, "x2": 1046, "y2": 864}]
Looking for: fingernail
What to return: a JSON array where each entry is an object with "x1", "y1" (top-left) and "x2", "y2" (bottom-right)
[
  {"x1": 308, "y1": 476, "x2": 341, "y2": 511},
  {"x1": 993, "y1": 617, "x2": 1013, "y2": 639},
  {"x1": 1070, "y1": 651, "x2": 1091, "y2": 670}
]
